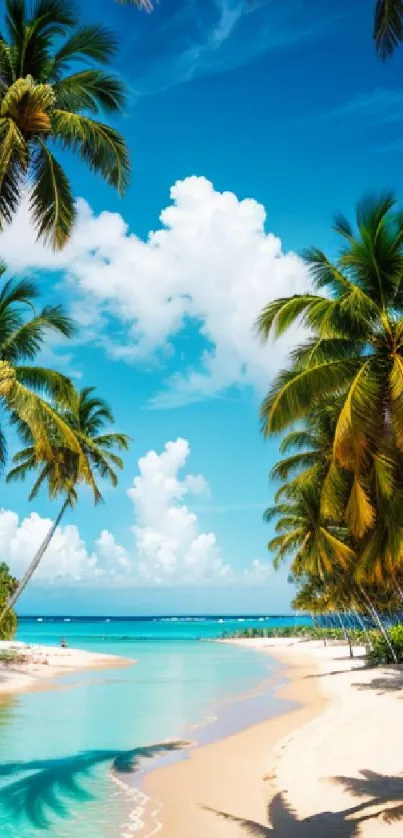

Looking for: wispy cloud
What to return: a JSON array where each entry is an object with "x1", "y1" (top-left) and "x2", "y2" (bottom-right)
[
  {"x1": 124, "y1": 0, "x2": 335, "y2": 98},
  {"x1": 315, "y1": 86, "x2": 403, "y2": 125}
]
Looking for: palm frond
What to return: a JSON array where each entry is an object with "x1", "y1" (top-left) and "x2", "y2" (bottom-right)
[
  {"x1": 2, "y1": 305, "x2": 76, "y2": 361},
  {"x1": 9, "y1": 0, "x2": 75, "y2": 78},
  {"x1": 374, "y1": 0, "x2": 403, "y2": 58},
  {"x1": 261, "y1": 359, "x2": 361, "y2": 435},
  {"x1": 390, "y1": 355, "x2": 403, "y2": 451},
  {"x1": 332, "y1": 360, "x2": 383, "y2": 469},
  {"x1": 0, "y1": 275, "x2": 38, "y2": 309},
  {"x1": 279, "y1": 429, "x2": 317, "y2": 453},
  {"x1": 290, "y1": 337, "x2": 362, "y2": 369},
  {"x1": 345, "y1": 477, "x2": 375, "y2": 539},
  {"x1": 270, "y1": 451, "x2": 320, "y2": 481},
  {"x1": 54, "y1": 70, "x2": 125, "y2": 114},
  {"x1": 117, "y1": 0, "x2": 154, "y2": 9},
  {"x1": 7, "y1": 456, "x2": 37, "y2": 484},
  {"x1": 0, "y1": 40, "x2": 16, "y2": 86},
  {"x1": 30, "y1": 141, "x2": 75, "y2": 250},
  {"x1": 52, "y1": 24, "x2": 117, "y2": 70},
  {"x1": 0, "y1": 117, "x2": 27, "y2": 225},
  {"x1": 52, "y1": 110, "x2": 129, "y2": 194},
  {"x1": 8, "y1": 381, "x2": 101, "y2": 502},
  {"x1": 256, "y1": 294, "x2": 324, "y2": 339},
  {"x1": 14, "y1": 366, "x2": 75, "y2": 405},
  {"x1": 0, "y1": 423, "x2": 7, "y2": 471},
  {"x1": 92, "y1": 432, "x2": 130, "y2": 450}
]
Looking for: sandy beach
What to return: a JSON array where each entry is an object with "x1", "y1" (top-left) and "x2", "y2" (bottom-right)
[
  {"x1": 0, "y1": 640, "x2": 134, "y2": 696},
  {"x1": 145, "y1": 638, "x2": 403, "y2": 836}
]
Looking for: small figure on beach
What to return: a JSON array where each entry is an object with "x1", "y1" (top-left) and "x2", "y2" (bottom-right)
[{"x1": 60, "y1": 637, "x2": 67, "y2": 648}]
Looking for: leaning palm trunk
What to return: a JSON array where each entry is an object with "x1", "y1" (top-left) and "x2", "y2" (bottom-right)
[
  {"x1": 351, "y1": 606, "x2": 366, "y2": 632},
  {"x1": 336, "y1": 611, "x2": 354, "y2": 658},
  {"x1": 351, "y1": 604, "x2": 374, "y2": 648},
  {"x1": 358, "y1": 585, "x2": 398, "y2": 664},
  {"x1": 0, "y1": 498, "x2": 69, "y2": 625}
]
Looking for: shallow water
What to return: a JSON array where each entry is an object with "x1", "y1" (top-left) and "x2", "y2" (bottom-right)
[{"x1": 0, "y1": 616, "x2": 307, "y2": 836}]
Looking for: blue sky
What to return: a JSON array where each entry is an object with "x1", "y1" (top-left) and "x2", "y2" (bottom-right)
[{"x1": 2, "y1": 0, "x2": 403, "y2": 615}]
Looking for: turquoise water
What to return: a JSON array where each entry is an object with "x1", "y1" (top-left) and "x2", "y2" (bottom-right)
[{"x1": 0, "y1": 617, "x2": 307, "y2": 836}]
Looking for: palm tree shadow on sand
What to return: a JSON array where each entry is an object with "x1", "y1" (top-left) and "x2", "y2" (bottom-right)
[
  {"x1": 334, "y1": 770, "x2": 403, "y2": 824},
  {"x1": 0, "y1": 741, "x2": 188, "y2": 830},
  {"x1": 204, "y1": 781, "x2": 400, "y2": 837}
]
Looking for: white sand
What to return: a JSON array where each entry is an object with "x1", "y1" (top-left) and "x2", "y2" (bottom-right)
[
  {"x1": 226, "y1": 638, "x2": 403, "y2": 835},
  {"x1": 0, "y1": 640, "x2": 134, "y2": 695}
]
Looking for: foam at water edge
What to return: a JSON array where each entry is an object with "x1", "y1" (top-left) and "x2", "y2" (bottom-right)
[{"x1": 110, "y1": 770, "x2": 163, "y2": 837}]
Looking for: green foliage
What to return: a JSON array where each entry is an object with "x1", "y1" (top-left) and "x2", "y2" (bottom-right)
[
  {"x1": 8, "y1": 386, "x2": 131, "y2": 503},
  {"x1": 367, "y1": 625, "x2": 403, "y2": 664},
  {"x1": 222, "y1": 625, "x2": 368, "y2": 643},
  {"x1": 0, "y1": 263, "x2": 101, "y2": 493},
  {"x1": 0, "y1": 562, "x2": 17, "y2": 639},
  {"x1": 0, "y1": 648, "x2": 27, "y2": 663},
  {"x1": 259, "y1": 195, "x2": 403, "y2": 624}
]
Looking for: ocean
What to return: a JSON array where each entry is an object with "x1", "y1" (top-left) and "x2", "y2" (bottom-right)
[{"x1": 0, "y1": 616, "x2": 308, "y2": 836}]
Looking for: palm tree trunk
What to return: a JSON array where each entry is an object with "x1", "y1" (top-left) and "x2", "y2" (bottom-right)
[
  {"x1": 351, "y1": 606, "x2": 366, "y2": 632},
  {"x1": 358, "y1": 584, "x2": 398, "y2": 664},
  {"x1": 336, "y1": 611, "x2": 353, "y2": 658},
  {"x1": 0, "y1": 499, "x2": 69, "y2": 625}
]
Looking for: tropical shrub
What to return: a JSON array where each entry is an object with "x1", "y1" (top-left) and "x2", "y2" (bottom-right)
[
  {"x1": 366, "y1": 625, "x2": 403, "y2": 665},
  {"x1": 0, "y1": 563, "x2": 18, "y2": 639}
]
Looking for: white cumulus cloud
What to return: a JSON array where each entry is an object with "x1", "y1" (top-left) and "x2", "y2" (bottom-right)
[
  {"x1": 0, "y1": 510, "x2": 99, "y2": 583},
  {"x1": 0, "y1": 439, "x2": 270, "y2": 588},
  {"x1": 127, "y1": 438, "x2": 232, "y2": 584},
  {"x1": 0, "y1": 177, "x2": 308, "y2": 407}
]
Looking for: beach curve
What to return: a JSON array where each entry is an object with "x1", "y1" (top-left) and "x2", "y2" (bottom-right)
[{"x1": 143, "y1": 638, "x2": 403, "y2": 836}]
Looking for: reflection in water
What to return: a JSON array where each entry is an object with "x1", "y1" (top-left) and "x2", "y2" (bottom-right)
[
  {"x1": 0, "y1": 742, "x2": 186, "y2": 831},
  {"x1": 0, "y1": 697, "x2": 17, "y2": 729}
]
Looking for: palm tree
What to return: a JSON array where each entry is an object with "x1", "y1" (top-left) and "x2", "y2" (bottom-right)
[
  {"x1": 374, "y1": 0, "x2": 403, "y2": 58},
  {"x1": 1, "y1": 386, "x2": 130, "y2": 618},
  {"x1": 265, "y1": 481, "x2": 354, "y2": 579},
  {"x1": 259, "y1": 193, "x2": 403, "y2": 541},
  {"x1": 0, "y1": 262, "x2": 98, "y2": 472},
  {"x1": 270, "y1": 405, "x2": 342, "y2": 501},
  {"x1": 0, "y1": 0, "x2": 129, "y2": 249}
]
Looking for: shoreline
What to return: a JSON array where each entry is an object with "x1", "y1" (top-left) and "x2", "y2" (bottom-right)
[
  {"x1": 143, "y1": 639, "x2": 325, "y2": 837},
  {"x1": 0, "y1": 640, "x2": 135, "y2": 696},
  {"x1": 143, "y1": 638, "x2": 403, "y2": 836}
]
